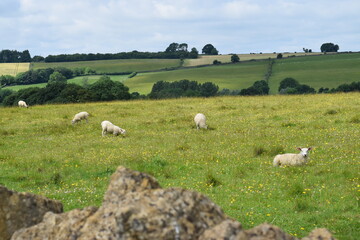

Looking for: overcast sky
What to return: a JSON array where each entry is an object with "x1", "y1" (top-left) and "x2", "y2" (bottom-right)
[{"x1": 1, "y1": 0, "x2": 359, "y2": 57}]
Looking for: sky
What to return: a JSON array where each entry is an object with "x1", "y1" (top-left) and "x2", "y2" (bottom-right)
[{"x1": 1, "y1": 0, "x2": 360, "y2": 57}]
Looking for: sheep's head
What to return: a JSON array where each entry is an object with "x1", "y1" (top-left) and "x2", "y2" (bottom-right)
[
  {"x1": 120, "y1": 129, "x2": 126, "y2": 135},
  {"x1": 296, "y1": 147, "x2": 312, "y2": 158}
]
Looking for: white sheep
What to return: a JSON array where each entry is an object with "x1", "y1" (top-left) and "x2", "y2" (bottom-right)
[
  {"x1": 18, "y1": 100, "x2": 28, "y2": 108},
  {"x1": 101, "y1": 120, "x2": 126, "y2": 136},
  {"x1": 72, "y1": 112, "x2": 90, "y2": 125},
  {"x1": 273, "y1": 147, "x2": 312, "y2": 167},
  {"x1": 194, "y1": 113, "x2": 208, "y2": 130}
]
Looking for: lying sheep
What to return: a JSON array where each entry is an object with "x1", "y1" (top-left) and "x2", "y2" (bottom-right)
[
  {"x1": 194, "y1": 113, "x2": 208, "y2": 130},
  {"x1": 18, "y1": 100, "x2": 28, "y2": 108},
  {"x1": 72, "y1": 112, "x2": 90, "y2": 125},
  {"x1": 101, "y1": 120, "x2": 126, "y2": 136},
  {"x1": 273, "y1": 147, "x2": 312, "y2": 167}
]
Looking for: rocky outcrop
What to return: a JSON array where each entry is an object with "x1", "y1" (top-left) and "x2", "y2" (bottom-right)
[
  {"x1": 9, "y1": 166, "x2": 337, "y2": 240},
  {"x1": 0, "y1": 185, "x2": 63, "y2": 240}
]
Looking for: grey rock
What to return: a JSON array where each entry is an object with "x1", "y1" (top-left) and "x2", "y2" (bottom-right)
[{"x1": 0, "y1": 185, "x2": 63, "y2": 240}]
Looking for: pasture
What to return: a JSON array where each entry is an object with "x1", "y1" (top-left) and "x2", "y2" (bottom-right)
[
  {"x1": 183, "y1": 52, "x2": 326, "y2": 67},
  {"x1": 0, "y1": 93, "x2": 359, "y2": 239},
  {"x1": 124, "y1": 61, "x2": 268, "y2": 94},
  {"x1": 270, "y1": 53, "x2": 360, "y2": 94},
  {"x1": 0, "y1": 63, "x2": 30, "y2": 76},
  {"x1": 31, "y1": 59, "x2": 182, "y2": 73}
]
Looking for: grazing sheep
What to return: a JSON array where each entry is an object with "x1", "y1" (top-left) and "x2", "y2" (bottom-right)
[
  {"x1": 18, "y1": 100, "x2": 28, "y2": 108},
  {"x1": 194, "y1": 113, "x2": 207, "y2": 130},
  {"x1": 273, "y1": 147, "x2": 312, "y2": 167},
  {"x1": 72, "y1": 112, "x2": 90, "y2": 125},
  {"x1": 101, "y1": 120, "x2": 126, "y2": 136}
]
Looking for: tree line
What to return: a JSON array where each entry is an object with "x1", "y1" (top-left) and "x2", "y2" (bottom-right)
[
  {"x1": 0, "y1": 42, "x2": 224, "y2": 64},
  {"x1": 1, "y1": 75, "x2": 359, "y2": 107}
]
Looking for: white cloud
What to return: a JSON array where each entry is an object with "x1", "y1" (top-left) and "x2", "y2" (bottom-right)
[
  {"x1": 222, "y1": 1, "x2": 261, "y2": 18},
  {"x1": 1, "y1": 0, "x2": 359, "y2": 55}
]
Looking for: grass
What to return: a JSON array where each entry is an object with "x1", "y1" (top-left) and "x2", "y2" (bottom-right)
[
  {"x1": 0, "y1": 63, "x2": 30, "y2": 76},
  {"x1": 184, "y1": 52, "x2": 326, "y2": 66},
  {"x1": 0, "y1": 93, "x2": 359, "y2": 239},
  {"x1": 125, "y1": 61, "x2": 268, "y2": 94},
  {"x1": 270, "y1": 53, "x2": 360, "y2": 94},
  {"x1": 31, "y1": 59, "x2": 182, "y2": 73}
]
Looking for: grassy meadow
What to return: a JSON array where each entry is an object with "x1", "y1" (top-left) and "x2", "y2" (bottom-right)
[
  {"x1": 124, "y1": 61, "x2": 268, "y2": 94},
  {"x1": 0, "y1": 93, "x2": 359, "y2": 239},
  {"x1": 183, "y1": 52, "x2": 326, "y2": 67}
]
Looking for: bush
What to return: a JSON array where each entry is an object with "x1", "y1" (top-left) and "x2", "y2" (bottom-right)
[
  {"x1": 149, "y1": 79, "x2": 218, "y2": 99},
  {"x1": 278, "y1": 78, "x2": 315, "y2": 94},
  {"x1": 2, "y1": 77, "x2": 132, "y2": 106},
  {"x1": 240, "y1": 80, "x2": 269, "y2": 96},
  {"x1": 231, "y1": 54, "x2": 240, "y2": 63}
]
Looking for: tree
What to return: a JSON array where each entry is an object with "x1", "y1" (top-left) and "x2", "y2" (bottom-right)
[
  {"x1": 231, "y1": 54, "x2": 240, "y2": 63},
  {"x1": 178, "y1": 43, "x2": 188, "y2": 52},
  {"x1": 202, "y1": 44, "x2": 218, "y2": 55},
  {"x1": 88, "y1": 76, "x2": 130, "y2": 101},
  {"x1": 278, "y1": 77, "x2": 299, "y2": 92},
  {"x1": 320, "y1": 43, "x2": 339, "y2": 53},
  {"x1": 49, "y1": 72, "x2": 67, "y2": 83},
  {"x1": 199, "y1": 82, "x2": 219, "y2": 97},
  {"x1": 165, "y1": 42, "x2": 179, "y2": 52},
  {"x1": 189, "y1": 48, "x2": 199, "y2": 58},
  {"x1": 240, "y1": 80, "x2": 269, "y2": 96},
  {"x1": 277, "y1": 53, "x2": 283, "y2": 59},
  {"x1": 32, "y1": 55, "x2": 45, "y2": 62},
  {"x1": 21, "y1": 50, "x2": 31, "y2": 62}
]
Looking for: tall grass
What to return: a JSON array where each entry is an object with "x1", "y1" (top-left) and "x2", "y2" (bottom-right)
[{"x1": 0, "y1": 93, "x2": 359, "y2": 239}]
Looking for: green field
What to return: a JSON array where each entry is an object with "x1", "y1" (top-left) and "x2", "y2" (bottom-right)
[
  {"x1": 125, "y1": 61, "x2": 268, "y2": 94},
  {"x1": 31, "y1": 59, "x2": 182, "y2": 73},
  {"x1": 2, "y1": 52, "x2": 360, "y2": 96},
  {"x1": 270, "y1": 53, "x2": 360, "y2": 94},
  {"x1": 184, "y1": 52, "x2": 326, "y2": 66},
  {"x1": 68, "y1": 74, "x2": 129, "y2": 85},
  {"x1": 0, "y1": 94, "x2": 359, "y2": 239}
]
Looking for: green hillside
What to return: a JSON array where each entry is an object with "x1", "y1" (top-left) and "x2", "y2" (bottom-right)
[
  {"x1": 269, "y1": 53, "x2": 360, "y2": 94},
  {"x1": 124, "y1": 61, "x2": 268, "y2": 94},
  {"x1": 3, "y1": 52, "x2": 360, "y2": 95}
]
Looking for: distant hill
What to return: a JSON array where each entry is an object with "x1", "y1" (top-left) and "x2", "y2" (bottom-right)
[{"x1": 2, "y1": 52, "x2": 360, "y2": 94}]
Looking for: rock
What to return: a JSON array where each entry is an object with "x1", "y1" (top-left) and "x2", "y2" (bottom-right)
[
  {"x1": 199, "y1": 219, "x2": 243, "y2": 240},
  {"x1": 10, "y1": 166, "x2": 338, "y2": 240},
  {"x1": 0, "y1": 185, "x2": 63, "y2": 240},
  {"x1": 302, "y1": 228, "x2": 337, "y2": 240},
  {"x1": 11, "y1": 207, "x2": 98, "y2": 240},
  {"x1": 239, "y1": 223, "x2": 297, "y2": 240}
]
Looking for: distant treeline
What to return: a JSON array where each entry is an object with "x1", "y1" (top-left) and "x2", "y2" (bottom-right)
[
  {"x1": 44, "y1": 51, "x2": 198, "y2": 62},
  {"x1": 0, "y1": 76, "x2": 132, "y2": 106},
  {"x1": 0, "y1": 47, "x2": 199, "y2": 63},
  {"x1": 0, "y1": 67, "x2": 91, "y2": 86},
  {"x1": 0, "y1": 50, "x2": 32, "y2": 63},
  {"x1": 1, "y1": 75, "x2": 359, "y2": 107}
]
